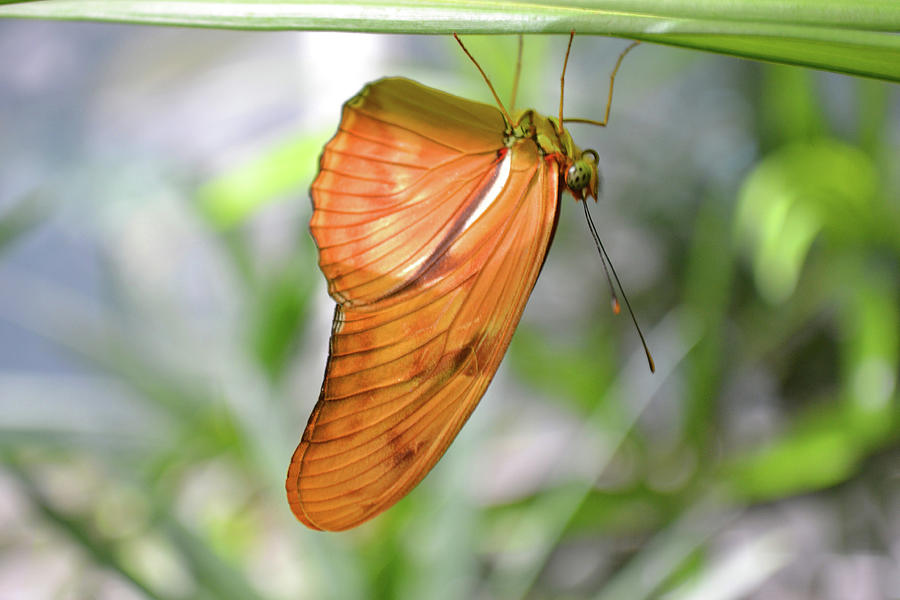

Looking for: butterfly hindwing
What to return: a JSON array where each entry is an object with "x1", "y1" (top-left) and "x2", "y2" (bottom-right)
[{"x1": 287, "y1": 78, "x2": 562, "y2": 530}]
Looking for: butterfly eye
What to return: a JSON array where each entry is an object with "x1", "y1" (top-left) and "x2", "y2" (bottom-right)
[
  {"x1": 566, "y1": 160, "x2": 592, "y2": 191},
  {"x1": 566, "y1": 149, "x2": 601, "y2": 198}
]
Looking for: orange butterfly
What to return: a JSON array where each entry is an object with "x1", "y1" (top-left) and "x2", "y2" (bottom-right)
[{"x1": 287, "y1": 33, "x2": 651, "y2": 531}]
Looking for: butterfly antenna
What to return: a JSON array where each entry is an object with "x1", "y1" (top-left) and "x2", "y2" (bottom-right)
[
  {"x1": 581, "y1": 199, "x2": 619, "y2": 314},
  {"x1": 582, "y1": 200, "x2": 655, "y2": 373},
  {"x1": 558, "y1": 30, "x2": 575, "y2": 134},
  {"x1": 510, "y1": 34, "x2": 523, "y2": 113},
  {"x1": 564, "y1": 40, "x2": 640, "y2": 128},
  {"x1": 454, "y1": 33, "x2": 514, "y2": 126}
]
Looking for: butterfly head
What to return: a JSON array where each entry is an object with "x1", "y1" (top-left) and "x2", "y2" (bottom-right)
[
  {"x1": 565, "y1": 149, "x2": 600, "y2": 201},
  {"x1": 532, "y1": 115, "x2": 601, "y2": 202}
]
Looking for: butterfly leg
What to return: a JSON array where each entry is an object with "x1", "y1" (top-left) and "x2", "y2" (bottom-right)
[
  {"x1": 596, "y1": 40, "x2": 641, "y2": 127},
  {"x1": 510, "y1": 34, "x2": 524, "y2": 113},
  {"x1": 562, "y1": 40, "x2": 641, "y2": 128}
]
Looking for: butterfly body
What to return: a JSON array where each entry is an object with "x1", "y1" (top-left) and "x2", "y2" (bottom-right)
[{"x1": 287, "y1": 76, "x2": 600, "y2": 531}]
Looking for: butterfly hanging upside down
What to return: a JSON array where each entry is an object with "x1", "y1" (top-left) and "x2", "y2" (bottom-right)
[{"x1": 286, "y1": 33, "x2": 652, "y2": 531}]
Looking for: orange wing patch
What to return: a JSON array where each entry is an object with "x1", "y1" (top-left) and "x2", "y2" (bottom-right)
[{"x1": 287, "y1": 78, "x2": 562, "y2": 531}]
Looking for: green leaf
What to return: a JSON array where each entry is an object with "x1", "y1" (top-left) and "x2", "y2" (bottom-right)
[
  {"x1": 250, "y1": 254, "x2": 317, "y2": 382},
  {"x1": 735, "y1": 139, "x2": 879, "y2": 304},
  {"x1": 1, "y1": 0, "x2": 898, "y2": 81},
  {"x1": 197, "y1": 133, "x2": 326, "y2": 229},
  {"x1": 839, "y1": 263, "x2": 899, "y2": 420},
  {"x1": 728, "y1": 426, "x2": 860, "y2": 500}
]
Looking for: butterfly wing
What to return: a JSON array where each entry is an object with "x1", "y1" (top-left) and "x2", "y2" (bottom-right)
[{"x1": 287, "y1": 78, "x2": 562, "y2": 530}]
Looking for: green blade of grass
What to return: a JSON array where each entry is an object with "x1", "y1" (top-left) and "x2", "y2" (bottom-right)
[
  {"x1": 1, "y1": 0, "x2": 898, "y2": 81},
  {"x1": 641, "y1": 32, "x2": 900, "y2": 80}
]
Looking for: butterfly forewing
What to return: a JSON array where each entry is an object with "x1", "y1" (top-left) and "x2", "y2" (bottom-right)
[{"x1": 288, "y1": 77, "x2": 562, "y2": 531}]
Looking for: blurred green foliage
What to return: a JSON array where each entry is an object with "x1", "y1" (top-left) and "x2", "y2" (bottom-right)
[{"x1": 0, "y1": 26, "x2": 898, "y2": 600}]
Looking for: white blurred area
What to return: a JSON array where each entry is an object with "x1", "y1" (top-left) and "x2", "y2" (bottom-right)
[{"x1": 0, "y1": 23, "x2": 402, "y2": 600}]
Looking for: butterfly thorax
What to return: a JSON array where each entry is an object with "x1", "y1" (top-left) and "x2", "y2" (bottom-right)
[{"x1": 506, "y1": 109, "x2": 599, "y2": 201}]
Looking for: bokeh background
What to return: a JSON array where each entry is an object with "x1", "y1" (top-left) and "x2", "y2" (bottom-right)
[{"x1": 1, "y1": 20, "x2": 898, "y2": 600}]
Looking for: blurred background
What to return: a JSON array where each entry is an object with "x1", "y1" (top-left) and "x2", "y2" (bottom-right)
[{"x1": 0, "y1": 20, "x2": 898, "y2": 600}]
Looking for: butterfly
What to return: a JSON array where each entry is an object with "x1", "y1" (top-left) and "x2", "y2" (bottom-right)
[{"x1": 286, "y1": 33, "x2": 651, "y2": 531}]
